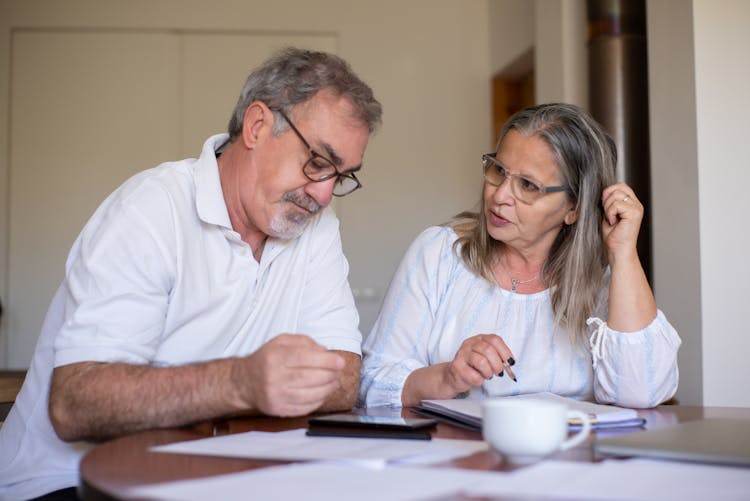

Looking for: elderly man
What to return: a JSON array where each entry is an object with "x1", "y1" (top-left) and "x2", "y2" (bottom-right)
[{"x1": 0, "y1": 48, "x2": 382, "y2": 500}]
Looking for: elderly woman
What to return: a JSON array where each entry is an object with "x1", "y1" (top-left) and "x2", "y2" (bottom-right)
[{"x1": 359, "y1": 103, "x2": 680, "y2": 409}]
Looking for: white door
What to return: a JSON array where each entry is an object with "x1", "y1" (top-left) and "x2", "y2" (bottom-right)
[{"x1": 3, "y1": 26, "x2": 334, "y2": 368}]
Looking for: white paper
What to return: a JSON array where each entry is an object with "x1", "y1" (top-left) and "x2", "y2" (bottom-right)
[
  {"x1": 125, "y1": 462, "x2": 503, "y2": 501},
  {"x1": 151, "y1": 428, "x2": 487, "y2": 467},
  {"x1": 466, "y1": 458, "x2": 750, "y2": 501},
  {"x1": 126, "y1": 458, "x2": 750, "y2": 501}
]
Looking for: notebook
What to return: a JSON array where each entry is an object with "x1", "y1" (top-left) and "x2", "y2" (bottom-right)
[
  {"x1": 594, "y1": 418, "x2": 750, "y2": 467},
  {"x1": 415, "y1": 392, "x2": 646, "y2": 431}
]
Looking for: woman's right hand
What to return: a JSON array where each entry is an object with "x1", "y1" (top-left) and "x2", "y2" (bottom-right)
[
  {"x1": 442, "y1": 333, "x2": 514, "y2": 395},
  {"x1": 401, "y1": 333, "x2": 515, "y2": 406}
]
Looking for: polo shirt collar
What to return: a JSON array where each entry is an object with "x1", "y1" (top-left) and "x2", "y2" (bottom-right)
[
  {"x1": 195, "y1": 134, "x2": 232, "y2": 229},
  {"x1": 192, "y1": 134, "x2": 313, "y2": 265}
]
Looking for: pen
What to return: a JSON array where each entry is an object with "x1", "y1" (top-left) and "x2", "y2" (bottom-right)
[{"x1": 499, "y1": 357, "x2": 517, "y2": 382}]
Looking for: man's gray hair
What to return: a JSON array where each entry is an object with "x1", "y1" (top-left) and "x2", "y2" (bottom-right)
[{"x1": 227, "y1": 47, "x2": 382, "y2": 141}]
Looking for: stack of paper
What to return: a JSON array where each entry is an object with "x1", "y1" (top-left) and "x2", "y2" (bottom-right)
[
  {"x1": 126, "y1": 458, "x2": 750, "y2": 501},
  {"x1": 417, "y1": 392, "x2": 646, "y2": 430},
  {"x1": 151, "y1": 428, "x2": 488, "y2": 468}
]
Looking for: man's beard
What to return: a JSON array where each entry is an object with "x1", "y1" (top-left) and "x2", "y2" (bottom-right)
[{"x1": 268, "y1": 190, "x2": 323, "y2": 239}]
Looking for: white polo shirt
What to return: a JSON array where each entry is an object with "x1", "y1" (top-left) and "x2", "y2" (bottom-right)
[{"x1": 0, "y1": 134, "x2": 362, "y2": 500}]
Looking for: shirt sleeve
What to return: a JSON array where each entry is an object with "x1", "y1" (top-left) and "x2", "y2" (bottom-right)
[
  {"x1": 358, "y1": 227, "x2": 457, "y2": 407},
  {"x1": 54, "y1": 189, "x2": 175, "y2": 367},
  {"x1": 587, "y1": 308, "x2": 682, "y2": 408}
]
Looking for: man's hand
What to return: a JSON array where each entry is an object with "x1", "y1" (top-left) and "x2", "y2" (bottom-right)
[{"x1": 232, "y1": 334, "x2": 346, "y2": 417}]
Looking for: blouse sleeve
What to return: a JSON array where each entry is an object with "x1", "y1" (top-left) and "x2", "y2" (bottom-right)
[
  {"x1": 587, "y1": 296, "x2": 682, "y2": 408},
  {"x1": 357, "y1": 227, "x2": 457, "y2": 408}
]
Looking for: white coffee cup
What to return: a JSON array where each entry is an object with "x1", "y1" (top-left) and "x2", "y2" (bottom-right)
[{"x1": 481, "y1": 398, "x2": 591, "y2": 464}]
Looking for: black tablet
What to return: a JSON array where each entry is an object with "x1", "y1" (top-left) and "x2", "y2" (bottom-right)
[{"x1": 306, "y1": 414, "x2": 437, "y2": 440}]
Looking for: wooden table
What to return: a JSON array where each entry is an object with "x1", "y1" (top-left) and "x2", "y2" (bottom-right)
[
  {"x1": 80, "y1": 405, "x2": 750, "y2": 500},
  {"x1": 0, "y1": 371, "x2": 26, "y2": 424}
]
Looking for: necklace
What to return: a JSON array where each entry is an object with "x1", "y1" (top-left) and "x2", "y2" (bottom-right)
[{"x1": 499, "y1": 255, "x2": 540, "y2": 292}]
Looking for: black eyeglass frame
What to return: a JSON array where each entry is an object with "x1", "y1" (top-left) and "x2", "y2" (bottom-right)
[
  {"x1": 481, "y1": 152, "x2": 569, "y2": 203},
  {"x1": 277, "y1": 109, "x2": 363, "y2": 197}
]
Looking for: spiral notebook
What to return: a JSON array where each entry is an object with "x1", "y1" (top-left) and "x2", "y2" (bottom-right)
[{"x1": 594, "y1": 418, "x2": 750, "y2": 467}]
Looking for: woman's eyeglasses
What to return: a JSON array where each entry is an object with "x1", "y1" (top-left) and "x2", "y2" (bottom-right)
[{"x1": 482, "y1": 153, "x2": 568, "y2": 204}]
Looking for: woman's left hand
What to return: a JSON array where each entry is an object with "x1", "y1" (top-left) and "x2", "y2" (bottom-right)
[
  {"x1": 600, "y1": 182, "x2": 657, "y2": 332},
  {"x1": 601, "y1": 182, "x2": 643, "y2": 260}
]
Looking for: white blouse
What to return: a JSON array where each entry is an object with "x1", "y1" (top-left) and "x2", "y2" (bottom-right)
[{"x1": 358, "y1": 226, "x2": 681, "y2": 409}]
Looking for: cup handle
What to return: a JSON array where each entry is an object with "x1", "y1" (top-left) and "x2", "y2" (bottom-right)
[{"x1": 559, "y1": 409, "x2": 592, "y2": 451}]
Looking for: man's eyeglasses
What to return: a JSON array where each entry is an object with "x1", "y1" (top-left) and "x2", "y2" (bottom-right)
[
  {"x1": 277, "y1": 110, "x2": 362, "y2": 197},
  {"x1": 481, "y1": 153, "x2": 568, "y2": 204}
]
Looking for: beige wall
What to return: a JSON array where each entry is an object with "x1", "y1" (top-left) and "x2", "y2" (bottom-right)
[
  {"x1": 692, "y1": 0, "x2": 750, "y2": 407},
  {"x1": 489, "y1": 0, "x2": 534, "y2": 75},
  {"x1": 648, "y1": 0, "x2": 750, "y2": 406},
  {"x1": 647, "y1": 0, "x2": 703, "y2": 406},
  {"x1": 534, "y1": 0, "x2": 587, "y2": 107},
  {"x1": 649, "y1": 0, "x2": 750, "y2": 407},
  {"x1": 0, "y1": 0, "x2": 492, "y2": 366},
  {"x1": 488, "y1": 0, "x2": 587, "y2": 108}
]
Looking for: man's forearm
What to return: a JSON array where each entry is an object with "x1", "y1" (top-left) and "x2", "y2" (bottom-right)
[
  {"x1": 49, "y1": 359, "x2": 244, "y2": 441},
  {"x1": 317, "y1": 351, "x2": 360, "y2": 412},
  {"x1": 49, "y1": 345, "x2": 361, "y2": 441}
]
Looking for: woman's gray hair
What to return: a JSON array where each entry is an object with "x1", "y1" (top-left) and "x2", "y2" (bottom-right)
[
  {"x1": 227, "y1": 47, "x2": 382, "y2": 141},
  {"x1": 449, "y1": 103, "x2": 617, "y2": 337}
]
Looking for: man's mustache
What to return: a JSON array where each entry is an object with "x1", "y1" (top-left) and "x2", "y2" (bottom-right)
[{"x1": 282, "y1": 191, "x2": 322, "y2": 214}]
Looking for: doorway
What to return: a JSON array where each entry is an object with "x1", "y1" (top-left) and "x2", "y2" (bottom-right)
[{"x1": 492, "y1": 69, "x2": 534, "y2": 146}]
